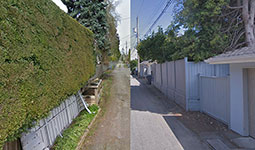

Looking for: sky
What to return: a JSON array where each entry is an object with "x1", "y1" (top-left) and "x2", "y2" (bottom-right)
[
  {"x1": 52, "y1": 0, "x2": 175, "y2": 56},
  {"x1": 52, "y1": 0, "x2": 68, "y2": 13},
  {"x1": 131, "y1": 0, "x2": 175, "y2": 51},
  {"x1": 115, "y1": 0, "x2": 131, "y2": 55}
]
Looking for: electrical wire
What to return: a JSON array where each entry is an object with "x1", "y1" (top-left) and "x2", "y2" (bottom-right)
[
  {"x1": 140, "y1": 0, "x2": 165, "y2": 36},
  {"x1": 144, "y1": 0, "x2": 173, "y2": 37}
]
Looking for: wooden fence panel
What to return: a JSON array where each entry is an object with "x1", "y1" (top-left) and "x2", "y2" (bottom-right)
[{"x1": 3, "y1": 139, "x2": 22, "y2": 150}]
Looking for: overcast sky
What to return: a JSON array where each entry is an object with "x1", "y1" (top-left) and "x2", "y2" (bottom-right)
[{"x1": 115, "y1": 0, "x2": 130, "y2": 55}]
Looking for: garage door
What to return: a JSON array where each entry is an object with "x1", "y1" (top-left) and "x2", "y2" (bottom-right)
[{"x1": 248, "y1": 68, "x2": 255, "y2": 138}]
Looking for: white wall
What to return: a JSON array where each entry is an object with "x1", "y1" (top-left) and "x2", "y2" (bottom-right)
[
  {"x1": 200, "y1": 76, "x2": 230, "y2": 125},
  {"x1": 229, "y1": 62, "x2": 255, "y2": 136}
]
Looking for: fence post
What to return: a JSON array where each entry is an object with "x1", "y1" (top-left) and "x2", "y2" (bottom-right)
[
  {"x1": 166, "y1": 62, "x2": 169, "y2": 94},
  {"x1": 44, "y1": 118, "x2": 52, "y2": 146},
  {"x1": 174, "y1": 60, "x2": 176, "y2": 100},
  {"x1": 65, "y1": 99, "x2": 72, "y2": 124},
  {"x1": 198, "y1": 74, "x2": 202, "y2": 112},
  {"x1": 160, "y1": 64, "x2": 163, "y2": 88},
  {"x1": 184, "y1": 57, "x2": 189, "y2": 111}
]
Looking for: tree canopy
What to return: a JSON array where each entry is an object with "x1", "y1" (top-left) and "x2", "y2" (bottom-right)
[
  {"x1": 62, "y1": 0, "x2": 120, "y2": 62},
  {"x1": 138, "y1": 0, "x2": 252, "y2": 63}
]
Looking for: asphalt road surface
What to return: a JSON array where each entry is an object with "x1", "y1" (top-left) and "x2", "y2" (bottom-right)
[{"x1": 131, "y1": 76, "x2": 211, "y2": 150}]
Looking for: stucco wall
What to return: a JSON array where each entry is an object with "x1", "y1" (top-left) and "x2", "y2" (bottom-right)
[{"x1": 229, "y1": 62, "x2": 255, "y2": 136}]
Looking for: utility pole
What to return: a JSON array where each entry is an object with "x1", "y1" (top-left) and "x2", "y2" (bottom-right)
[
  {"x1": 126, "y1": 41, "x2": 128, "y2": 55},
  {"x1": 136, "y1": 16, "x2": 140, "y2": 77},
  {"x1": 122, "y1": 48, "x2": 125, "y2": 55}
]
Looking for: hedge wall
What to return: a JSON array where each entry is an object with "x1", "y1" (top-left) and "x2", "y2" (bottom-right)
[{"x1": 0, "y1": 0, "x2": 95, "y2": 147}]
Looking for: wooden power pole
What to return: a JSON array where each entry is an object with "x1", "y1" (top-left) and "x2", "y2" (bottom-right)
[
  {"x1": 126, "y1": 41, "x2": 128, "y2": 55},
  {"x1": 136, "y1": 16, "x2": 140, "y2": 77}
]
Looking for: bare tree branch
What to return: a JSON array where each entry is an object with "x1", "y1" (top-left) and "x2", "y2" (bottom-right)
[
  {"x1": 233, "y1": 41, "x2": 247, "y2": 49},
  {"x1": 220, "y1": 9, "x2": 239, "y2": 17},
  {"x1": 226, "y1": 5, "x2": 243, "y2": 9},
  {"x1": 233, "y1": 31, "x2": 245, "y2": 46}
]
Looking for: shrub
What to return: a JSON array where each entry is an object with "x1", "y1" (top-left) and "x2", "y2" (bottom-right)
[
  {"x1": 0, "y1": 0, "x2": 95, "y2": 147},
  {"x1": 130, "y1": 60, "x2": 138, "y2": 72}
]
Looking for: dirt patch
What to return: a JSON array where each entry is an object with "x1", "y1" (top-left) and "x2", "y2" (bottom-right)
[{"x1": 177, "y1": 111, "x2": 228, "y2": 133}]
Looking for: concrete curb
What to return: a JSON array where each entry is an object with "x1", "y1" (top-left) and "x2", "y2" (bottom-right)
[{"x1": 76, "y1": 108, "x2": 101, "y2": 150}]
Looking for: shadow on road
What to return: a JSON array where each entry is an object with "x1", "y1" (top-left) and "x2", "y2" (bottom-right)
[
  {"x1": 130, "y1": 76, "x2": 238, "y2": 150},
  {"x1": 131, "y1": 77, "x2": 181, "y2": 114}
]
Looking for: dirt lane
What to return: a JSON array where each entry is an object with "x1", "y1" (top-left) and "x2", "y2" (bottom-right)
[{"x1": 81, "y1": 63, "x2": 130, "y2": 150}]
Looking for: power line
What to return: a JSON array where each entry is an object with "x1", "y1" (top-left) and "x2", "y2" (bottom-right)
[
  {"x1": 144, "y1": 0, "x2": 173, "y2": 37},
  {"x1": 140, "y1": 0, "x2": 165, "y2": 36},
  {"x1": 120, "y1": 34, "x2": 135, "y2": 41},
  {"x1": 120, "y1": 34, "x2": 131, "y2": 40},
  {"x1": 144, "y1": 0, "x2": 172, "y2": 37},
  {"x1": 121, "y1": 17, "x2": 130, "y2": 20},
  {"x1": 119, "y1": 38, "x2": 134, "y2": 47}
]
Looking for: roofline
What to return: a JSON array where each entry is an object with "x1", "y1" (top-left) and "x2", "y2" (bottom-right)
[{"x1": 205, "y1": 54, "x2": 255, "y2": 64}]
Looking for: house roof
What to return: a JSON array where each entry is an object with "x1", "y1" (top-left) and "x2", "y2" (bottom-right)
[{"x1": 205, "y1": 46, "x2": 255, "y2": 64}]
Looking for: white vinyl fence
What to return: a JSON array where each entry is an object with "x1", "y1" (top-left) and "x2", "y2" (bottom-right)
[
  {"x1": 200, "y1": 76, "x2": 230, "y2": 125},
  {"x1": 151, "y1": 58, "x2": 230, "y2": 111},
  {"x1": 21, "y1": 93, "x2": 86, "y2": 150}
]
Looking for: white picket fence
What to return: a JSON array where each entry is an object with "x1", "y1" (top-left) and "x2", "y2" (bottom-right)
[{"x1": 21, "y1": 94, "x2": 86, "y2": 150}]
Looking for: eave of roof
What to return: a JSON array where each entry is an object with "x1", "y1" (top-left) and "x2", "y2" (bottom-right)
[
  {"x1": 205, "y1": 46, "x2": 255, "y2": 64},
  {"x1": 205, "y1": 54, "x2": 255, "y2": 64}
]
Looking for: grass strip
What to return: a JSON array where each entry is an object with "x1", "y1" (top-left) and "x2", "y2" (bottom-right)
[{"x1": 53, "y1": 105, "x2": 99, "y2": 150}]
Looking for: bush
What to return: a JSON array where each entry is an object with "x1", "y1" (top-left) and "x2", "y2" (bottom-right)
[
  {"x1": 0, "y1": 0, "x2": 95, "y2": 147},
  {"x1": 130, "y1": 60, "x2": 138, "y2": 72}
]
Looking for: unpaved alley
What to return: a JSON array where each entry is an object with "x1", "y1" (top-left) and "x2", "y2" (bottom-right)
[{"x1": 81, "y1": 63, "x2": 130, "y2": 150}]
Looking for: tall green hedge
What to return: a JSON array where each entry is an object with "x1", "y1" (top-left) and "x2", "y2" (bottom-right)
[{"x1": 0, "y1": 0, "x2": 95, "y2": 147}]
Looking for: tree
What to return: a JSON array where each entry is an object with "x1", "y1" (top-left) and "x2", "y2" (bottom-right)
[
  {"x1": 241, "y1": 0, "x2": 255, "y2": 46},
  {"x1": 62, "y1": 0, "x2": 121, "y2": 62},
  {"x1": 130, "y1": 60, "x2": 138, "y2": 72},
  {"x1": 106, "y1": 0, "x2": 121, "y2": 61},
  {"x1": 178, "y1": 0, "x2": 255, "y2": 49},
  {"x1": 225, "y1": 0, "x2": 255, "y2": 47},
  {"x1": 176, "y1": 0, "x2": 230, "y2": 59},
  {"x1": 62, "y1": 0, "x2": 110, "y2": 61},
  {"x1": 138, "y1": 0, "x2": 255, "y2": 63},
  {"x1": 137, "y1": 27, "x2": 166, "y2": 63}
]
